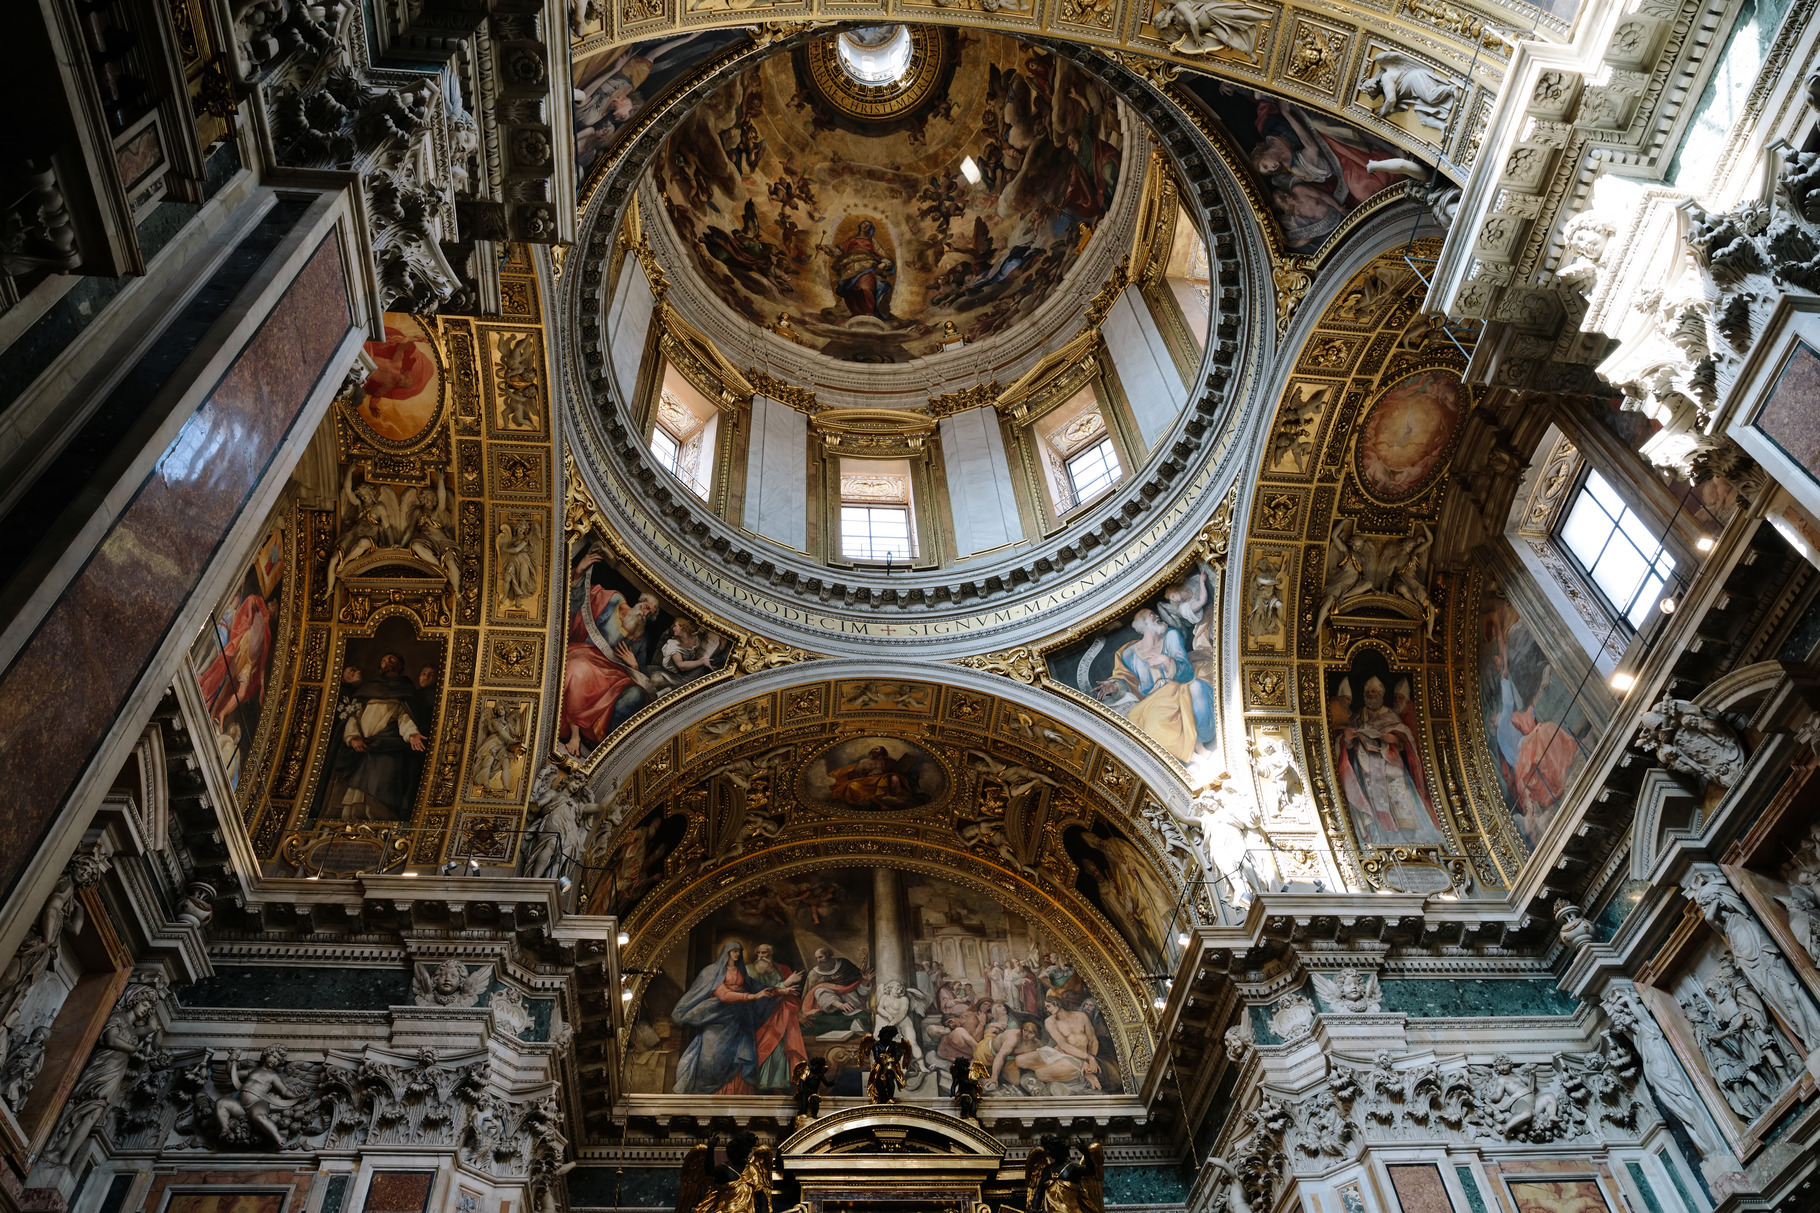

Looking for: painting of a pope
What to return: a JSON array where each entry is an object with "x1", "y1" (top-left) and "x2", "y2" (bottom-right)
[{"x1": 1328, "y1": 662, "x2": 1445, "y2": 849}]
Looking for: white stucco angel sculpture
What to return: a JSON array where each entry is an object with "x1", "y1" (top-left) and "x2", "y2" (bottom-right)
[
  {"x1": 1151, "y1": 0, "x2": 1273, "y2": 58},
  {"x1": 414, "y1": 958, "x2": 491, "y2": 1008},
  {"x1": 1357, "y1": 52, "x2": 1461, "y2": 129},
  {"x1": 1311, "y1": 969, "x2": 1382, "y2": 1014}
]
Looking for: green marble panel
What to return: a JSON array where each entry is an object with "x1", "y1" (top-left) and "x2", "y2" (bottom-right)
[
  {"x1": 176, "y1": 964, "x2": 413, "y2": 1010},
  {"x1": 571, "y1": 1167, "x2": 679, "y2": 1208},
  {"x1": 1106, "y1": 1165, "x2": 1191, "y2": 1205},
  {"x1": 1379, "y1": 977, "x2": 1577, "y2": 1017},
  {"x1": 1595, "y1": 879, "x2": 1652, "y2": 942}
]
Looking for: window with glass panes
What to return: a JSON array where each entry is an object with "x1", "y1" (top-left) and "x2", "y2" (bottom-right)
[
  {"x1": 841, "y1": 506, "x2": 912, "y2": 561},
  {"x1": 1557, "y1": 469, "x2": 1675, "y2": 628},
  {"x1": 1066, "y1": 436, "x2": 1120, "y2": 503}
]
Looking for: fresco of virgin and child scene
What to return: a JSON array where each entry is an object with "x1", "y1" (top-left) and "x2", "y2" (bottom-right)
[
  {"x1": 624, "y1": 867, "x2": 1125, "y2": 1100},
  {"x1": 653, "y1": 32, "x2": 1125, "y2": 362},
  {"x1": 558, "y1": 539, "x2": 729, "y2": 759},
  {"x1": 1045, "y1": 561, "x2": 1218, "y2": 771}
]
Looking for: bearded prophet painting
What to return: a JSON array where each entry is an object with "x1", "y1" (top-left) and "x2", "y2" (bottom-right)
[
  {"x1": 1044, "y1": 562, "x2": 1218, "y2": 768},
  {"x1": 1064, "y1": 821, "x2": 1182, "y2": 978},
  {"x1": 654, "y1": 34, "x2": 1123, "y2": 361},
  {"x1": 1480, "y1": 584, "x2": 1595, "y2": 849},
  {"x1": 1326, "y1": 649, "x2": 1447, "y2": 851},
  {"x1": 800, "y1": 737, "x2": 947, "y2": 812},
  {"x1": 352, "y1": 313, "x2": 441, "y2": 444},
  {"x1": 559, "y1": 542, "x2": 727, "y2": 758},
  {"x1": 624, "y1": 867, "x2": 1122, "y2": 1099},
  {"x1": 1181, "y1": 80, "x2": 1406, "y2": 254},
  {"x1": 191, "y1": 519, "x2": 286, "y2": 790},
  {"x1": 1356, "y1": 370, "x2": 1464, "y2": 499}
]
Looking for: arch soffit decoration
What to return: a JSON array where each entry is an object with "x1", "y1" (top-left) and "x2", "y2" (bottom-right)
[
  {"x1": 560, "y1": 37, "x2": 1299, "y2": 657},
  {"x1": 1231, "y1": 234, "x2": 1528, "y2": 897}
]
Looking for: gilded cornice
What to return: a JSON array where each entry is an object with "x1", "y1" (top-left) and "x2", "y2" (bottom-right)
[
  {"x1": 656, "y1": 302, "x2": 753, "y2": 407},
  {"x1": 809, "y1": 408, "x2": 939, "y2": 451},
  {"x1": 995, "y1": 329, "x2": 1105, "y2": 425}
]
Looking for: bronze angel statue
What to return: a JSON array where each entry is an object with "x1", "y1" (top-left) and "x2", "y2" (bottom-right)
[
  {"x1": 1025, "y1": 1134, "x2": 1104, "y2": 1213},
  {"x1": 857, "y1": 1025, "x2": 912, "y2": 1103},
  {"x1": 950, "y1": 1057, "x2": 987, "y2": 1121},
  {"x1": 790, "y1": 1057, "x2": 833, "y2": 1124},
  {"x1": 675, "y1": 1132, "x2": 772, "y2": 1213}
]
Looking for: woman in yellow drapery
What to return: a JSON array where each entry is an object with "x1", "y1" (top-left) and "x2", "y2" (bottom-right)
[{"x1": 1097, "y1": 610, "x2": 1219, "y2": 762}]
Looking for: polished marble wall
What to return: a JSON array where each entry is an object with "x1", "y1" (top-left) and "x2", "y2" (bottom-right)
[{"x1": 0, "y1": 232, "x2": 353, "y2": 900}]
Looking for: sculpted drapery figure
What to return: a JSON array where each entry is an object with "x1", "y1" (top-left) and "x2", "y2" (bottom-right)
[
  {"x1": 1684, "y1": 866, "x2": 1820, "y2": 1054},
  {"x1": 40, "y1": 980, "x2": 164, "y2": 1170},
  {"x1": 1634, "y1": 698, "x2": 1747, "y2": 787},
  {"x1": 1602, "y1": 986, "x2": 1729, "y2": 1159},
  {"x1": 1026, "y1": 1135, "x2": 1105, "y2": 1213},
  {"x1": 675, "y1": 1132, "x2": 772, "y2": 1213}
]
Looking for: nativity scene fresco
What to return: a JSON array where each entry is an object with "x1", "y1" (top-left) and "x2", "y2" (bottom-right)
[
  {"x1": 653, "y1": 32, "x2": 1125, "y2": 361},
  {"x1": 625, "y1": 866, "x2": 1126, "y2": 1101}
]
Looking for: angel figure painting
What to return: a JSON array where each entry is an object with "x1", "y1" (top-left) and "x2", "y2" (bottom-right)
[
  {"x1": 192, "y1": 518, "x2": 286, "y2": 790},
  {"x1": 559, "y1": 542, "x2": 727, "y2": 758},
  {"x1": 1044, "y1": 562, "x2": 1218, "y2": 770},
  {"x1": 351, "y1": 313, "x2": 441, "y2": 444},
  {"x1": 1183, "y1": 81, "x2": 1405, "y2": 254},
  {"x1": 1326, "y1": 650, "x2": 1447, "y2": 851}
]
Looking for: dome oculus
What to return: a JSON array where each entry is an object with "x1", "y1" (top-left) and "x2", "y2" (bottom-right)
[{"x1": 836, "y1": 25, "x2": 914, "y2": 87}]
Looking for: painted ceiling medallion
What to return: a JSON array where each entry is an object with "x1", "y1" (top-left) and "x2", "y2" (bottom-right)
[
  {"x1": 1354, "y1": 368, "x2": 1466, "y2": 501},
  {"x1": 807, "y1": 25, "x2": 949, "y2": 123}
]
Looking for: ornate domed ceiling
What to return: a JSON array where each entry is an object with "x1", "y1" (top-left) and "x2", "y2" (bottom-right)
[{"x1": 652, "y1": 28, "x2": 1129, "y2": 363}]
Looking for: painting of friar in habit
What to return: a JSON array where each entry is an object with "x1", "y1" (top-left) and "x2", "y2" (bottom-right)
[
  {"x1": 559, "y1": 542, "x2": 728, "y2": 758},
  {"x1": 314, "y1": 618, "x2": 443, "y2": 822}
]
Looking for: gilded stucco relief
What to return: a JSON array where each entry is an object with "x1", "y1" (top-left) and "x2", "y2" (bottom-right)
[
  {"x1": 1235, "y1": 243, "x2": 1531, "y2": 893},
  {"x1": 240, "y1": 246, "x2": 560, "y2": 874}
]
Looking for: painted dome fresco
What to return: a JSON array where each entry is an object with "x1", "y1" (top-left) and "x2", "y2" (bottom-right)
[{"x1": 653, "y1": 27, "x2": 1128, "y2": 363}]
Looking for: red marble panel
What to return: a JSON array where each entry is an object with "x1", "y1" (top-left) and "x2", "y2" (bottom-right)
[
  {"x1": 0, "y1": 232, "x2": 351, "y2": 899},
  {"x1": 1757, "y1": 339, "x2": 1820, "y2": 476},
  {"x1": 1388, "y1": 1164, "x2": 1456, "y2": 1213},
  {"x1": 363, "y1": 1172, "x2": 435, "y2": 1213}
]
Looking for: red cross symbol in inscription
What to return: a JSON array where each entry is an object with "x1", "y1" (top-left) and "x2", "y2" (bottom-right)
[{"x1": 880, "y1": 626, "x2": 896, "y2": 636}]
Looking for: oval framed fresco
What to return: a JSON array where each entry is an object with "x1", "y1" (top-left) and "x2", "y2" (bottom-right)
[
  {"x1": 1353, "y1": 368, "x2": 1467, "y2": 501},
  {"x1": 798, "y1": 735, "x2": 951, "y2": 813},
  {"x1": 346, "y1": 312, "x2": 447, "y2": 449}
]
